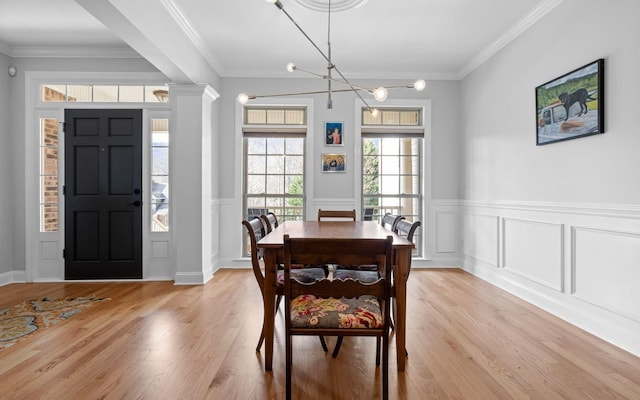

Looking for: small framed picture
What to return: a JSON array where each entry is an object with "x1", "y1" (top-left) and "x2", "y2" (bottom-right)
[
  {"x1": 321, "y1": 153, "x2": 346, "y2": 173},
  {"x1": 325, "y1": 121, "x2": 344, "y2": 146}
]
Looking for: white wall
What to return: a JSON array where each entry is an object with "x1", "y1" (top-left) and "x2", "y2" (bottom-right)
[
  {"x1": 0, "y1": 53, "x2": 14, "y2": 278},
  {"x1": 215, "y1": 77, "x2": 462, "y2": 268},
  {"x1": 460, "y1": 0, "x2": 640, "y2": 356}
]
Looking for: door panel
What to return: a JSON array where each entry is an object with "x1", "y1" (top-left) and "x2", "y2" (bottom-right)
[{"x1": 65, "y1": 109, "x2": 142, "y2": 279}]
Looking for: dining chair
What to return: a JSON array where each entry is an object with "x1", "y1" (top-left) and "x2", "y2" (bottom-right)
[
  {"x1": 260, "y1": 212, "x2": 278, "y2": 233},
  {"x1": 242, "y1": 218, "x2": 328, "y2": 352},
  {"x1": 283, "y1": 234, "x2": 393, "y2": 400},
  {"x1": 263, "y1": 212, "x2": 330, "y2": 277},
  {"x1": 317, "y1": 208, "x2": 356, "y2": 221},
  {"x1": 381, "y1": 213, "x2": 404, "y2": 232},
  {"x1": 363, "y1": 207, "x2": 374, "y2": 221},
  {"x1": 393, "y1": 219, "x2": 421, "y2": 277},
  {"x1": 332, "y1": 218, "x2": 421, "y2": 358},
  {"x1": 333, "y1": 212, "x2": 403, "y2": 279}
]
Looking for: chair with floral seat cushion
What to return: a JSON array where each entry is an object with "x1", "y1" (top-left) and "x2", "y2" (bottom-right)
[
  {"x1": 242, "y1": 218, "x2": 328, "y2": 353},
  {"x1": 283, "y1": 234, "x2": 393, "y2": 400},
  {"x1": 332, "y1": 218, "x2": 421, "y2": 358}
]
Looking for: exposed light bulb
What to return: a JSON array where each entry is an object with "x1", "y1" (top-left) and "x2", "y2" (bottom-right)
[
  {"x1": 237, "y1": 93, "x2": 249, "y2": 104},
  {"x1": 414, "y1": 79, "x2": 426, "y2": 91},
  {"x1": 286, "y1": 63, "x2": 297, "y2": 72},
  {"x1": 266, "y1": 0, "x2": 283, "y2": 8},
  {"x1": 371, "y1": 108, "x2": 380, "y2": 117},
  {"x1": 373, "y1": 87, "x2": 388, "y2": 102}
]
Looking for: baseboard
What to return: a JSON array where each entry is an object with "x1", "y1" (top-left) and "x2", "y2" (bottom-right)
[
  {"x1": 174, "y1": 272, "x2": 207, "y2": 285},
  {"x1": 0, "y1": 270, "x2": 27, "y2": 286}
]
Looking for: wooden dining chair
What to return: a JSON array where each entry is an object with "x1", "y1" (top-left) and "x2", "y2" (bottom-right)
[
  {"x1": 363, "y1": 207, "x2": 374, "y2": 221},
  {"x1": 393, "y1": 219, "x2": 421, "y2": 277},
  {"x1": 283, "y1": 234, "x2": 393, "y2": 400},
  {"x1": 262, "y1": 212, "x2": 330, "y2": 277},
  {"x1": 332, "y1": 218, "x2": 421, "y2": 358},
  {"x1": 317, "y1": 209, "x2": 356, "y2": 221},
  {"x1": 260, "y1": 212, "x2": 278, "y2": 233},
  {"x1": 242, "y1": 218, "x2": 328, "y2": 352},
  {"x1": 381, "y1": 213, "x2": 404, "y2": 232},
  {"x1": 333, "y1": 212, "x2": 403, "y2": 279}
]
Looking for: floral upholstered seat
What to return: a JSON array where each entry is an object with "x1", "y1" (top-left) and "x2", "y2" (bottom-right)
[{"x1": 290, "y1": 294, "x2": 383, "y2": 329}]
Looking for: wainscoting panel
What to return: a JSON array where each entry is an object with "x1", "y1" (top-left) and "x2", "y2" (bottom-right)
[
  {"x1": 150, "y1": 241, "x2": 169, "y2": 260},
  {"x1": 463, "y1": 213, "x2": 499, "y2": 267},
  {"x1": 463, "y1": 200, "x2": 640, "y2": 357},
  {"x1": 503, "y1": 218, "x2": 564, "y2": 291},
  {"x1": 436, "y1": 211, "x2": 457, "y2": 253},
  {"x1": 572, "y1": 227, "x2": 640, "y2": 322},
  {"x1": 40, "y1": 241, "x2": 59, "y2": 261}
]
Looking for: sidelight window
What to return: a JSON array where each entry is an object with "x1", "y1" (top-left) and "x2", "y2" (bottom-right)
[{"x1": 39, "y1": 118, "x2": 60, "y2": 232}]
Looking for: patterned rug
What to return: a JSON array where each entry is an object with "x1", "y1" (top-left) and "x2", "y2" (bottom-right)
[{"x1": 0, "y1": 295, "x2": 109, "y2": 351}]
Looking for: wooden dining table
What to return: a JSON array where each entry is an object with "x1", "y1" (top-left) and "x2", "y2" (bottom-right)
[{"x1": 256, "y1": 220, "x2": 414, "y2": 372}]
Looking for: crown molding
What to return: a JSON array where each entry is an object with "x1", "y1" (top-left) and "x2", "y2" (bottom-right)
[
  {"x1": 9, "y1": 46, "x2": 142, "y2": 59},
  {"x1": 0, "y1": 41, "x2": 11, "y2": 57},
  {"x1": 457, "y1": 0, "x2": 565, "y2": 79}
]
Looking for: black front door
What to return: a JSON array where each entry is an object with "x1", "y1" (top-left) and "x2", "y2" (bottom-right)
[{"x1": 65, "y1": 109, "x2": 143, "y2": 279}]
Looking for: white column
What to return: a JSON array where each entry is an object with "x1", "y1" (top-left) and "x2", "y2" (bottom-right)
[{"x1": 171, "y1": 84, "x2": 219, "y2": 284}]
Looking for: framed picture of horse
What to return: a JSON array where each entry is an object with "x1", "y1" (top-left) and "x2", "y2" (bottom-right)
[{"x1": 535, "y1": 59, "x2": 604, "y2": 145}]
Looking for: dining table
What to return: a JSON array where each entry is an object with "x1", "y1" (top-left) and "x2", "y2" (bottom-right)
[{"x1": 256, "y1": 220, "x2": 414, "y2": 372}]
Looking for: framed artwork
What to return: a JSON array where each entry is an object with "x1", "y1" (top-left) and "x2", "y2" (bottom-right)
[
  {"x1": 325, "y1": 121, "x2": 344, "y2": 146},
  {"x1": 536, "y1": 58, "x2": 605, "y2": 146},
  {"x1": 321, "y1": 153, "x2": 346, "y2": 173}
]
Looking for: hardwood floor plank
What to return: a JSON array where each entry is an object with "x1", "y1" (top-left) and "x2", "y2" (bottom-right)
[{"x1": 0, "y1": 269, "x2": 639, "y2": 399}]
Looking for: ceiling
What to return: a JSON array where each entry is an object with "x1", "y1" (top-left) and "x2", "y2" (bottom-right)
[{"x1": 0, "y1": 0, "x2": 563, "y2": 82}]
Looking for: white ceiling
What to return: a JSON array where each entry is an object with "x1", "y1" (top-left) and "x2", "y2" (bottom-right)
[{"x1": 0, "y1": 0, "x2": 563, "y2": 81}]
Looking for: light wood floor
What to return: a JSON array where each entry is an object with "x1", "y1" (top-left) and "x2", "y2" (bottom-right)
[{"x1": 1, "y1": 269, "x2": 639, "y2": 399}]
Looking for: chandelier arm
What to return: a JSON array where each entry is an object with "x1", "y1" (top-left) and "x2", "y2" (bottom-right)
[
  {"x1": 249, "y1": 88, "x2": 361, "y2": 99},
  {"x1": 293, "y1": 67, "x2": 371, "y2": 92},
  {"x1": 273, "y1": 1, "x2": 375, "y2": 112},
  {"x1": 277, "y1": 6, "x2": 334, "y2": 68},
  {"x1": 332, "y1": 64, "x2": 375, "y2": 111}
]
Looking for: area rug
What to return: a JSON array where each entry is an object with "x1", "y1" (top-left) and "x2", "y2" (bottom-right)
[{"x1": 0, "y1": 295, "x2": 109, "y2": 351}]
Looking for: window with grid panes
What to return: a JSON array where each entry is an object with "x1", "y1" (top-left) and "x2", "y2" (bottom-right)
[
  {"x1": 243, "y1": 106, "x2": 307, "y2": 256},
  {"x1": 361, "y1": 108, "x2": 423, "y2": 256}
]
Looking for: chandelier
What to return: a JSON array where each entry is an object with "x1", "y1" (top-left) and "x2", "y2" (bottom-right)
[{"x1": 237, "y1": 0, "x2": 426, "y2": 116}]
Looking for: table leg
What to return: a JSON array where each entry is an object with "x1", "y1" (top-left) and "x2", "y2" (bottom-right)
[
  {"x1": 394, "y1": 248, "x2": 409, "y2": 372},
  {"x1": 263, "y1": 248, "x2": 276, "y2": 371}
]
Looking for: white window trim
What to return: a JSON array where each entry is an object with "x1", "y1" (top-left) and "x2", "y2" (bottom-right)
[
  {"x1": 353, "y1": 98, "x2": 432, "y2": 260},
  {"x1": 234, "y1": 97, "x2": 315, "y2": 259}
]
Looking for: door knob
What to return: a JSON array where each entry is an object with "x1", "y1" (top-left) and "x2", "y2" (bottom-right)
[{"x1": 126, "y1": 200, "x2": 141, "y2": 207}]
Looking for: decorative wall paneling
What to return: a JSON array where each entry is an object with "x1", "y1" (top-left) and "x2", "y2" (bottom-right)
[{"x1": 463, "y1": 201, "x2": 640, "y2": 357}]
